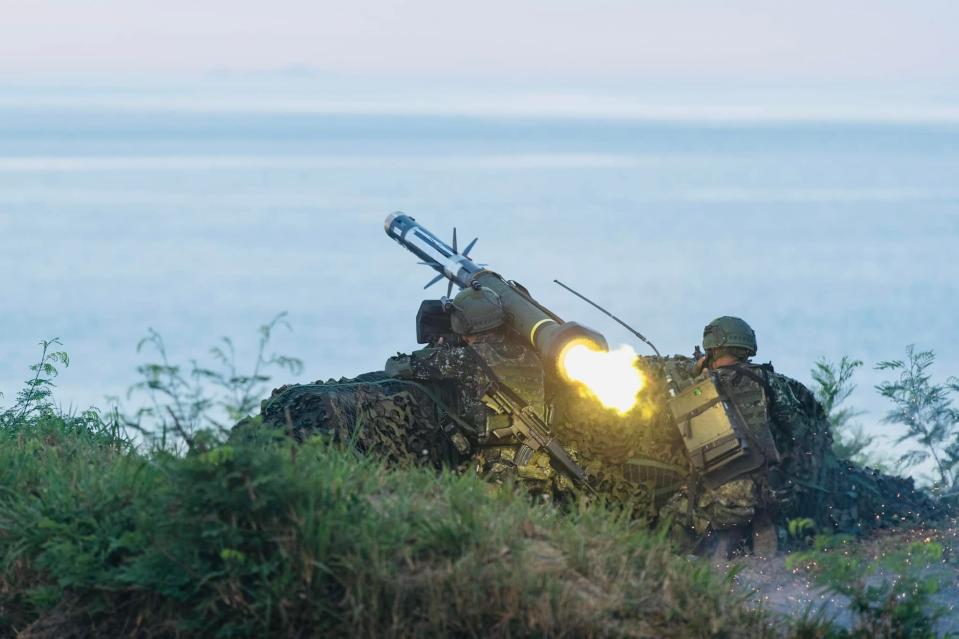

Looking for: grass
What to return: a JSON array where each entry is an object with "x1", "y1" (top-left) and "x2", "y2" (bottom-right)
[{"x1": 0, "y1": 417, "x2": 779, "y2": 638}]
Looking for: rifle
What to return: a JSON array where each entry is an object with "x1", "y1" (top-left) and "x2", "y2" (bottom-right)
[{"x1": 481, "y1": 378, "x2": 597, "y2": 496}]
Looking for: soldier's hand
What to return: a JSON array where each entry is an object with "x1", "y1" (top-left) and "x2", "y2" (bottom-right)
[{"x1": 693, "y1": 356, "x2": 708, "y2": 375}]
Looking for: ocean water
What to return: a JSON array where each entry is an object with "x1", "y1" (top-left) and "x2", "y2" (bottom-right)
[{"x1": 2, "y1": 96, "x2": 957, "y2": 476}]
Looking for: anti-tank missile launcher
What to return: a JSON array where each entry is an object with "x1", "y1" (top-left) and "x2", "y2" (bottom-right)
[{"x1": 384, "y1": 212, "x2": 609, "y2": 373}]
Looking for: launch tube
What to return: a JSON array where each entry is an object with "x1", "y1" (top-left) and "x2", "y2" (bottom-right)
[{"x1": 385, "y1": 212, "x2": 609, "y2": 369}]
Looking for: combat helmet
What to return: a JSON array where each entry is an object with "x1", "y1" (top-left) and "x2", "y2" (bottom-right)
[
  {"x1": 449, "y1": 285, "x2": 506, "y2": 335},
  {"x1": 702, "y1": 316, "x2": 757, "y2": 356}
]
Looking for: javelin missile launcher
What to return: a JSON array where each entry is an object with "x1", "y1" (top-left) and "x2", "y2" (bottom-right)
[{"x1": 384, "y1": 213, "x2": 609, "y2": 373}]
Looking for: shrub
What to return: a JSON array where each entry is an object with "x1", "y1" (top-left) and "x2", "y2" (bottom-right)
[
  {"x1": 876, "y1": 346, "x2": 959, "y2": 493},
  {"x1": 786, "y1": 533, "x2": 947, "y2": 639}
]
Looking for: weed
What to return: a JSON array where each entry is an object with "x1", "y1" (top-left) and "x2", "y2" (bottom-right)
[
  {"x1": 876, "y1": 346, "x2": 959, "y2": 493},
  {"x1": 787, "y1": 533, "x2": 947, "y2": 638},
  {"x1": 0, "y1": 338, "x2": 69, "y2": 424},
  {"x1": 811, "y1": 356, "x2": 896, "y2": 471},
  {"x1": 119, "y1": 313, "x2": 303, "y2": 451}
]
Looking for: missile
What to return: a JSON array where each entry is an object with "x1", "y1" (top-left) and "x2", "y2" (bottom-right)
[{"x1": 385, "y1": 212, "x2": 609, "y2": 370}]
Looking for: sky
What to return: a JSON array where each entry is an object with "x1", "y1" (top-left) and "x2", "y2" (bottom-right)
[{"x1": 2, "y1": 0, "x2": 958, "y2": 83}]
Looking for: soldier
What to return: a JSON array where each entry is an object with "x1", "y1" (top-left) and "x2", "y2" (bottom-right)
[
  {"x1": 663, "y1": 316, "x2": 942, "y2": 558},
  {"x1": 253, "y1": 286, "x2": 541, "y2": 472},
  {"x1": 663, "y1": 316, "x2": 832, "y2": 558}
]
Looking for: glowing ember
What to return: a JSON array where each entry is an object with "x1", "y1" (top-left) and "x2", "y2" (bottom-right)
[{"x1": 558, "y1": 340, "x2": 644, "y2": 413}]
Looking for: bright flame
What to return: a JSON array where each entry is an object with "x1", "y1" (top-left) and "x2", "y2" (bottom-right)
[{"x1": 558, "y1": 340, "x2": 645, "y2": 414}]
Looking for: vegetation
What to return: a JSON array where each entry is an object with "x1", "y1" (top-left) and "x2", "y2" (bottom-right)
[
  {"x1": 0, "y1": 338, "x2": 73, "y2": 428},
  {"x1": 811, "y1": 356, "x2": 883, "y2": 468},
  {"x1": 876, "y1": 346, "x2": 959, "y2": 496},
  {"x1": 787, "y1": 533, "x2": 948, "y2": 639},
  {"x1": 0, "y1": 332, "x2": 954, "y2": 637},
  {"x1": 119, "y1": 313, "x2": 303, "y2": 451},
  {"x1": 1, "y1": 386, "x2": 775, "y2": 637}
]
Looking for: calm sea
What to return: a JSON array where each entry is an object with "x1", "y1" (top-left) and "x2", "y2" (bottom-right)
[{"x1": 2, "y1": 94, "x2": 957, "y2": 476}]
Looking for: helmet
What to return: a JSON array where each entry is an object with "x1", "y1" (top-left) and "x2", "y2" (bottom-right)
[
  {"x1": 450, "y1": 286, "x2": 506, "y2": 335},
  {"x1": 702, "y1": 316, "x2": 757, "y2": 356}
]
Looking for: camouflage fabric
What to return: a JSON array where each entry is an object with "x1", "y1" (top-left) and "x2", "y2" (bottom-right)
[
  {"x1": 259, "y1": 372, "x2": 471, "y2": 469},
  {"x1": 253, "y1": 345, "x2": 940, "y2": 539},
  {"x1": 386, "y1": 330, "x2": 548, "y2": 437},
  {"x1": 759, "y1": 367, "x2": 937, "y2": 530},
  {"x1": 823, "y1": 463, "x2": 936, "y2": 531}
]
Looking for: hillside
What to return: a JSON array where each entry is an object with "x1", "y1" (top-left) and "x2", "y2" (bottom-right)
[{"x1": 0, "y1": 412, "x2": 954, "y2": 638}]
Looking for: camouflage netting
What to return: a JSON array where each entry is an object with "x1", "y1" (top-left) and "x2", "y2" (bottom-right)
[
  {"x1": 253, "y1": 339, "x2": 698, "y2": 515},
  {"x1": 250, "y1": 350, "x2": 945, "y2": 536},
  {"x1": 258, "y1": 372, "x2": 471, "y2": 470}
]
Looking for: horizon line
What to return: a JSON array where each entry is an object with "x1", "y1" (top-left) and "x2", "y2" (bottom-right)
[{"x1": 3, "y1": 94, "x2": 959, "y2": 126}]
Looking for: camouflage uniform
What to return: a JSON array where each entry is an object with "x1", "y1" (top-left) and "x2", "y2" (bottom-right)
[{"x1": 660, "y1": 360, "x2": 938, "y2": 544}]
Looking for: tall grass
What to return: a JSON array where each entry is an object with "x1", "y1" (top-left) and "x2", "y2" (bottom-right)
[{"x1": 0, "y1": 418, "x2": 781, "y2": 638}]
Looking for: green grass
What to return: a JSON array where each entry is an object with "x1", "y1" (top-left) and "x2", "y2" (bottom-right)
[{"x1": 0, "y1": 415, "x2": 783, "y2": 638}]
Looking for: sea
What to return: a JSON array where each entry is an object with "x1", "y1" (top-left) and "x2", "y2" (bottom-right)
[{"x1": 1, "y1": 80, "x2": 957, "y2": 479}]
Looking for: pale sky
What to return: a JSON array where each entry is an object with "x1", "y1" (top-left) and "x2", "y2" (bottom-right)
[{"x1": 2, "y1": 0, "x2": 958, "y2": 82}]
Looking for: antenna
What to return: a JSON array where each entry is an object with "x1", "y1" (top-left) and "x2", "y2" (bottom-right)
[{"x1": 553, "y1": 279, "x2": 662, "y2": 358}]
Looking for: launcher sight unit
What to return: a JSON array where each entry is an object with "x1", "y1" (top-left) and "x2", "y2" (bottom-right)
[{"x1": 384, "y1": 213, "x2": 609, "y2": 371}]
